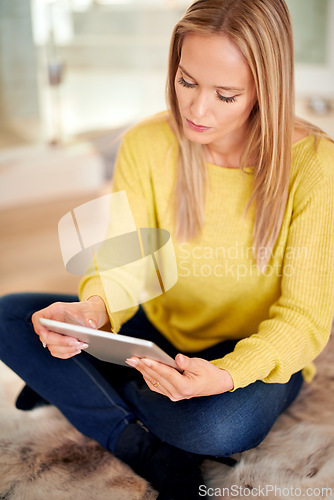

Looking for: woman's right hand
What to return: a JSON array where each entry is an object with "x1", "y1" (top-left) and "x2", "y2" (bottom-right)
[{"x1": 32, "y1": 295, "x2": 109, "y2": 359}]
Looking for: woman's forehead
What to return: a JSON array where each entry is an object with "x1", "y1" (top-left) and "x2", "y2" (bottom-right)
[{"x1": 180, "y1": 33, "x2": 253, "y2": 89}]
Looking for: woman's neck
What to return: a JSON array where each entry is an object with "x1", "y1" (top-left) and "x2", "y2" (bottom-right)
[{"x1": 204, "y1": 120, "x2": 251, "y2": 168}]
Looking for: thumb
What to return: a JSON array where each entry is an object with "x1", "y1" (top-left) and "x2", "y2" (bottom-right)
[
  {"x1": 175, "y1": 354, "x2": 196, "y2": 372},
  {"x1": 72, "y1": 309, "x2": 97, "y2": 329},
  {"x1": 86, "y1": 318, "x2": 97, "y2": 329}
]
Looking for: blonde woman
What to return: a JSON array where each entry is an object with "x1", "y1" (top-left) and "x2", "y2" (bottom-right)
[{"x1": 1, "y1": 1, "x2": 333, "y2": 499}]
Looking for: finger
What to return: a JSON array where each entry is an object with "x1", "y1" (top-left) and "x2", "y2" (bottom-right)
[
  {"x1": 32, "y1": 320, "x2": 51, "y2": 339},
  {"x1": 175, "y1": 354, "x2": 206, "y2": 375},
  {"x1": 125, "y1": 357, "x2": 161, "y2": 387},
  {"x1": 143, "y1": 374, "x2": 178, "y2": 401},
  {"x1": 42, "y1": 342, "x2": 88, "y2": 355},
  {"x1": 47, "y1": 347, "x2": 84, "y2": 359},
  {"x1": 135, "y1": 358, "x2": 185, "y2": 400},
  {"x1": 39, "y1": 332, "x2": 89, "y2": 359},
  {"x1": 140, "y1": 358, "x2": 183, "y2": 386},
  {"x1": 143, "y1": 376, "x2": 166, "y2": 396},
  {"x1": 126, "y1": 357, "x2": 177, "y2": 399},
  {"x1": 39, "y1": 331, "x2": 88, "y2": 349}
]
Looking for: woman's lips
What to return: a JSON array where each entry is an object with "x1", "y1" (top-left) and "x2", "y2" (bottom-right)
[{"x1": 185, "y1": 118, "x2": 211, "y2": 133}]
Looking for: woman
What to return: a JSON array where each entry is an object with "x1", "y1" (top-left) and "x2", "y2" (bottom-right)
[{"x1": 1, "y1": 1, "x2": 333, "y2": 499}]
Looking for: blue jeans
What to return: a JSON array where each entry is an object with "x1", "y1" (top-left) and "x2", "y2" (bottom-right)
[{"x1": 0, "y1": 293, "x2": 303, "y2": 457}]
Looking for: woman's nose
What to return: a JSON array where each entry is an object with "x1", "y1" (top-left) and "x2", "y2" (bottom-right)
[{"x1": 190, "y1": 90, "x2": 209, "y2": 119}]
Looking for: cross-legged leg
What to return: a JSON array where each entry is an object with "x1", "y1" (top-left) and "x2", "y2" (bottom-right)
[
  {"x1": 120, "y1": 367, "x2": 303, "y2": 457},
  {"x1": 0, "y1": 293, "x2": 137, "y2": 451}
]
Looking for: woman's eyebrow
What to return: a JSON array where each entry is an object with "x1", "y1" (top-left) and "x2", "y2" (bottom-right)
[
  {"x1": 178, "y1": 64, "x2": 245, "y2": 92},
  {"x1": 178, "y1": 65, "x2": 195, "y2": 81}
]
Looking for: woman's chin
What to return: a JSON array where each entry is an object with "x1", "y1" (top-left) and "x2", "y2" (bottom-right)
[{"x1": 182, "y1": 126, "x2": 212, "y2": 145}]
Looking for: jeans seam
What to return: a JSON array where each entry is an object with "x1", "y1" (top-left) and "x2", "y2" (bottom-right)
[{"x1": 73, "y1": 357, "x2": 132, "y2": 421}]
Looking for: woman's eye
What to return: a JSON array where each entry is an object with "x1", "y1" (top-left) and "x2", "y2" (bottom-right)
[
  {"x1": 178, "y1": 75, "x2": 236, "y2": 103},
  {"x1": 216, "y1": 92, "x2": 236, "y2": 104},
  {"x1": 178, "y1": 76, "x2": 196, "y2": 89}
]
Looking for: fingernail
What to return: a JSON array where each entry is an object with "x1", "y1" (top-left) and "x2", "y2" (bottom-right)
[
  {"x1": 88, "y1": 319, "x2": 96, "y2": 329},
  {"x1": 125, "y1": 358, "x2": 138, "y2": 367},
  {"x1": 80, "y1": 343, "x2": 89, "y2": 349},
  {"x1": 68, "y1": 341, "x2": 83, "y2": 347}
]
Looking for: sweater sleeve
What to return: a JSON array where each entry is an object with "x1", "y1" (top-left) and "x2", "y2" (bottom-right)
[
  {"x1": 212, "y1": 175, "x2": 334, "y2": 390},
  {"x1": 78, "y1": 127, "x2": 154, "y2": 332}
]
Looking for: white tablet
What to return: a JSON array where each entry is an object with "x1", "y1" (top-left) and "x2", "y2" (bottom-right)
[{"x1": 39, "y1": 318, "x2": 181, "y2": 372}]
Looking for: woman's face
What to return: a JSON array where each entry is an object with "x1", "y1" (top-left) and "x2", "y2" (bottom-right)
[{"x1": 174, "y1": 33, "x2": 257, "y2": 154}]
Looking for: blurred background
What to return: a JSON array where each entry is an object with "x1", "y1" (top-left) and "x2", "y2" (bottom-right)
[{"x1": 1, "y1": 0, "x2": 334, "y2": 297}]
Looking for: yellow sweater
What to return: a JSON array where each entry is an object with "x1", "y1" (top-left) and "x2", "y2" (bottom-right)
[{"x1": 79, "y1": 113, "x2": 334, "y2": 391}]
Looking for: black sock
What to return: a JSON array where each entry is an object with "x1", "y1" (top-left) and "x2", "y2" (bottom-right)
[{"x1": 16, "y1": 384, "x2": 49, "y2": 410}]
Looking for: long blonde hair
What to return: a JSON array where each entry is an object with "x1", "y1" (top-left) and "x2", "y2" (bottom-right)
[{"x1": 166, "y1": 0, "x2": 325, "y2": 269}]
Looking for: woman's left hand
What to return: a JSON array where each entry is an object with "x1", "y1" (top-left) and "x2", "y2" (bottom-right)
[{"x1": 125, "y1": 354, "x2": 234, "y2": 401}]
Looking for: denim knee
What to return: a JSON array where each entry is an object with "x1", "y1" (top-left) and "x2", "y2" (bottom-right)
[
  {"x1": 0, "y1": 293, "x2": 18, "y2": 318},
  {"x1": 0, "y1": 292, "x2": 34, "y2": 322},
  {"x1": 0, "y1": 293, "x2": 22, "y2": 334},
  {"x1": 170, "y1": 408, "x2": 271, "y2": 457}
]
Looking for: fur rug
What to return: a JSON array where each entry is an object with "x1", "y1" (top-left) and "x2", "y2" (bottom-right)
[
  {"x1": 1, "y1": 334, "x2": 334, "y2": 500},
  {"x1": 0, "y1": 394, "x2": 156, "y2": 500}
]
